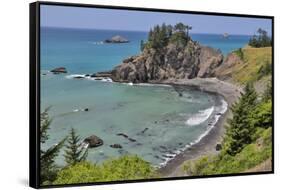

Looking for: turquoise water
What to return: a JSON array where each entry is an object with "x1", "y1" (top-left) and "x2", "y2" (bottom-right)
[{"x1": 41, "y1": 27, "x2": 248, "y2": 166}]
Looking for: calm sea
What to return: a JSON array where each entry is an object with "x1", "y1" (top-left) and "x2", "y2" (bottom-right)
[{"x1": 40, "y1": 27, "x2": 249, "y2": 166}]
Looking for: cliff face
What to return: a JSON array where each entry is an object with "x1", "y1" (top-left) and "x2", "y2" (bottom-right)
[{"x1": 108, "y1": 40, "x2": 224, "y2": 83}]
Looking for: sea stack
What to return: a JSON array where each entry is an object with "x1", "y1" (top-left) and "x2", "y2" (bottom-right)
[{"x1": 104, "y1": 35, "x2": 129, "y2": 43}]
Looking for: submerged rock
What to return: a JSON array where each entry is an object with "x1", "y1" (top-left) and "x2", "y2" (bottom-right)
[
  {"x1": 110, "y1": 144, "x2": 122, "y2": 149},
  {"x1": 116, "y1": 133, "x2": 136, "y2": 142},
  {"x1": 83, "y1": 135, "x2": 103, "y2": 148},
  {"x1": 117, "y1": 133, "x2": 129, "y2": 138},
  {"x1": 73, "y1": 76, "x2": 85, "y2": 79}
]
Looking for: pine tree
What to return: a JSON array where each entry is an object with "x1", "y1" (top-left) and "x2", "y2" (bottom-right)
[
  {"x1": 64, "y1": 128, "x2": 88, "y2": 166},
  {"x1": 140, "y1": 40, "x2": 145, "y2": 51},
  {"x1": 262, "y1": 82, "x2": 272, "y2": 102},
  {"x1": 40, "y1": 108, "x2": 66, "y2": 185},
  {"x1": 166, "y1": 24, "x2": 173, "y2": 37},
  {"x1": 224, "y1": 83, "x2": 257, "y2": 156}
]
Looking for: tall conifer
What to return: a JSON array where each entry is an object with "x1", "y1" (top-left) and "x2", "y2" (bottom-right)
[{"x1": 64, "y1": 128, "x2": 88, "y2": 166}]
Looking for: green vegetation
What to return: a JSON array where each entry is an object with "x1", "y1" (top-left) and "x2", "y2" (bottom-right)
[
  {"x1": 142, "y1": 22, "x2": 192, "y2": 50},
  {"x1": 40, "y1": 110, "x2": 156, "y2": 186},
  {"x1": 140, "y1": 40, "x2": 145, "y2": 51},
  {"x1": 54, "y1": 155, "x2": 156, "y2": 185},
  {"x1": 257, "y1": 61, "x2": 272, "y2": 80},
  {"x1": 229, "y1": 47, "x2": 272, "y2": 84},
  {"x1": 233, "y1": 48, "x2": 244, "y2": 60},
  {"x1": 224, "y1": 83, "x2": 257, "y2": 156},
  {"x1": 183, "y1": 82, "x2": 272, "y2": 175},
  {"x1": 249, "y1": 28, "x2": 272, "y2": 48},
  {"x1": 40, "y1": 108, "x2": 66, "y2": 185},
  {"x1": 64, "y1": 128, "x2": 88, "y2": 166},
  {"x1": 183, "y1": 127, "x2": 272, "y2": 175}
]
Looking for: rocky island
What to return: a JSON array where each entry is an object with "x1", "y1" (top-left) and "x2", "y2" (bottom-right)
[
  {"x1": 95, "y1": 24, "x2": 238, "y2": 84},
  {"x1": 104, "y1": 35, "x2": 129, "y2": 43}
]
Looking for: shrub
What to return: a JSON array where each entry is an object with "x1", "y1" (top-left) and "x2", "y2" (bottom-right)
[{"x1": 54, "y1": 155, "x2": 156, "y2": 185}]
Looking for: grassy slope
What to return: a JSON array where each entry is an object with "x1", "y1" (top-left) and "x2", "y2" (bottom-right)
[
  {"x1": 232, "y1": 47, "x2": 272, "y2": 84},
  {"x1": 182, "y1": 46, "x2": 273, "y2": 175},
  {"x1": 183, "y1": 126, "x2": 272, "y2": 176}
]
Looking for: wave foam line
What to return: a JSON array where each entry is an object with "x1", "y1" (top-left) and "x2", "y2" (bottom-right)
[
  {"x1": 186, "y1": 106, "x2": 214, "y2": 126},
  {"x1": 158, "y1": 98, "x2": 228, "y2": 167}
]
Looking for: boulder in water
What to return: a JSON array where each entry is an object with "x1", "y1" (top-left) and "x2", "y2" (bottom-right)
[
  {"x1": 50, "y1": 67, "x2": 67, "y2": 74},
  {"x1": 83, "y1": 135, "x2": 103, "y2": 148},
  {"x1": 110, "y1": 144, "x2": 122, "y2": 149}
]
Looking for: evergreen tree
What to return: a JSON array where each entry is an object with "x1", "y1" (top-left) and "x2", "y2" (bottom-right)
[
  {"x1": 148, "y1": 28, "x2": 154, "y2": 43},
  {"x1": 186, "y1": 25, "x2": 192, "y2": 39},
  {"x1": 166, "y1": 24, "x2": 173, "y2": 37},
  {"x1": 40, "y1": 108, "x2": 66, "y2": 185},
  {"x1": 174, "y1": 22, "x2": 187, "y2": 33},
  {"x1": 140, "y1": 40, "x2": 145, "y2": 51},
  {"x1": 249, "y1": 28, "x2": 271, "y2": 47},
  {"x1": 262, "y1": 82, "x2": 272, "y2": 102},
  {"x1": 64, "y1": 128, "x2": 88, "y2": 166},
  {"x1": 224, "y1": 83, "x2": 257, "y2": 156}
]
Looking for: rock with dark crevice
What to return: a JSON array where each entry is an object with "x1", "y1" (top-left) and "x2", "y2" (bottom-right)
[{"x1": 106, "y1": 39, "x2": 224, "y2": 83}]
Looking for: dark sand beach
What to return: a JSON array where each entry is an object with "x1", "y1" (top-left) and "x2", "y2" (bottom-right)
[{"x1": 155, "y1": 78, "x2": 243, "y2": 177}]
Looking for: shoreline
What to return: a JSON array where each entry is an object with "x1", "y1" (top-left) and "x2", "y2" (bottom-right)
[
  {"x1": 152, "y1": 78, "x2": 242, "y2": 177},
  {"x1": 65, "y1": 74, "x2": 243, "y2": 176}
]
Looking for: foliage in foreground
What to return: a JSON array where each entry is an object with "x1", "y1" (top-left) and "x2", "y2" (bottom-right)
[
  {"x1": 53, "y1": 155, "x2": 157, "y2": 185},
  {"x1": 183, "y1": 82, "x2": 272, "y2": 175},
  {"x1": 40, "y1": 109, "x2": 156, "y2": 186},
  {"x1": 224, "y1": 83, "x2": 257, "y2": 156},
  {"x1": 40, "y1": 108, "x2": 66, "y2": 185},
  {"x1": 64, "y1": 128, "x2": 88, "y2": 166}
]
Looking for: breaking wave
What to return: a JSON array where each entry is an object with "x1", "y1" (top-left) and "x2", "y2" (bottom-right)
[{"x1": 186, "y1": 106, "x2": 214, "y2": 126}]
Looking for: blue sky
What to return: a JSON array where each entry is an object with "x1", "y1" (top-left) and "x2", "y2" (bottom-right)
[{"x1": 41, "y1": 5, "x2": 272, "y2": 35}]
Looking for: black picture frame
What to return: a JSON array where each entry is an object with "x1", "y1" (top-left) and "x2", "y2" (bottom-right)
[{"x1": 30, "y1": 1, "x2": 274, "y2": 188}]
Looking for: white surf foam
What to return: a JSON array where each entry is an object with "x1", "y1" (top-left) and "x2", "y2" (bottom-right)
[
  {"x1": 65, "y1": 74, "x2": 86, "y2": 79},
  {"x1": 65, "y1": 74, "x2": 113, "y2": 82},
  {"x1": 89, "y1": 77, "x2": 113, "y2": 82},
  {"x1": 134, "y1": 83, "x2": 172, "y2": 87},
  {"x1": 158, "y1": 98, "x2": 228, "y2": 168},
  {"x1": 88, "y1": 41, "x2": 104, "y2": 45},
  {"x1": 219, "y1": 99, "x2": 228, "y2": 113},
  {"x1": 186, "y1": 106, "x2": 214, "y2": 126}
]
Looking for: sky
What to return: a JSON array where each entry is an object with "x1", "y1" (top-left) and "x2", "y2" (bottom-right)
[{"x1": 40, "y1": 5, "x2": 272, "y2": 35}]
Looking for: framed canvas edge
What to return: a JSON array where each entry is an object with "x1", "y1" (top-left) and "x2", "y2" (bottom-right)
[{"x1": 29, "y1": 1, "x2": 275, "y2": 189}]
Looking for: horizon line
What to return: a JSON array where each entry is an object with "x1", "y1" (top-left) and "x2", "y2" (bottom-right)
[{"x1": 41, "y1": 25, "x2": 256, "y2": 36}]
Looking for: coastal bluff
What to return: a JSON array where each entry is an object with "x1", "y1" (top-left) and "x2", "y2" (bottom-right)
[{"x1": 95, "y1": 39, "x2": 233, "y2": 83}]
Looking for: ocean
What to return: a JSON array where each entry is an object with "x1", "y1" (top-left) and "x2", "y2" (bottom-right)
[{"x1": 40, "y1": 27, "x2": 249, "y2": 166}]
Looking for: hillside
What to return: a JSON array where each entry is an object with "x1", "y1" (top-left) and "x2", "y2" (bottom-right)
[
  {"x1": 180, "y1": 46, "x2": 273, "y2": 176},
  {"x1": 94, "y1": 23, "x2": 273, "y2": 176},
  {"x1": 215, "y1": 47, "x2": 272, "y2": 86}
]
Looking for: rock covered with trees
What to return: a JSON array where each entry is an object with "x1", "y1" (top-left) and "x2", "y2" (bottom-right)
[{"x1": 98, "y1": 23, "x2": 224, "y2": 83}]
